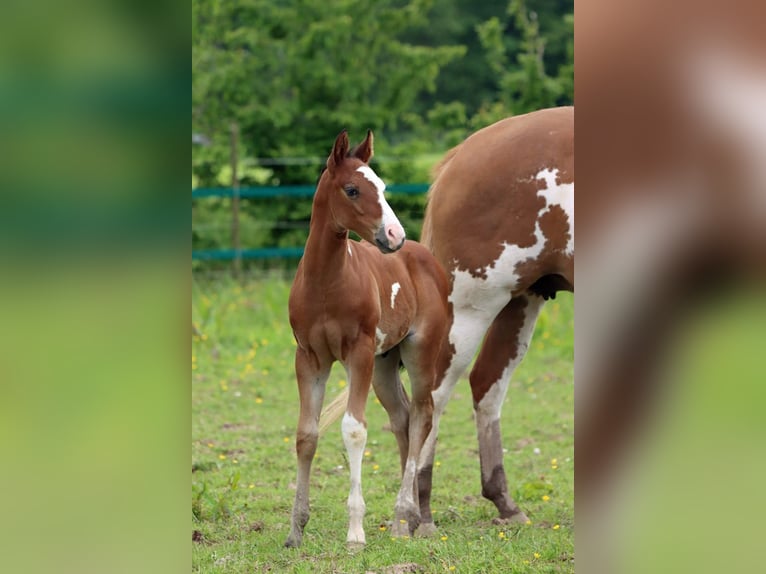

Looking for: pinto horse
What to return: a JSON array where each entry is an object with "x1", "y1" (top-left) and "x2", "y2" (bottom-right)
[
  {"x1": 285, "y1": 130, "x2": 449, "y2": 547},
  {"x1": 416, "y1": 107, "x2": 574, "y2": 534}
]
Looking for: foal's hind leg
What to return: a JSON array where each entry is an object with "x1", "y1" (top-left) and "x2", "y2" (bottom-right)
[
  {"x1": 285, "y1": 349, "x2": 330, "y2": 548},
  {"x1": 372, "y1": 348, "x2": 410, "y2": 473},
  {"x1": 470, "y1": 295, "x2": 544, "y2": 523}
]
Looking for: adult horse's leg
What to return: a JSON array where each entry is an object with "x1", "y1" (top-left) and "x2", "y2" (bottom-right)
[
  {"x1": 285, "y1": 348, "x2": 330, "y2": 548},
  {"x1": 371, "y1": 348, "x2": 410, "y2": 473},
  {"x1": 417, "y1": 287, "x2": 511, "y2": 536},
  {"x1": 342, "y1": 341, "x2": 375, "y2": 545},
  {"x1": 469, "y1": 294, "x2": 544, "y2": 523}
]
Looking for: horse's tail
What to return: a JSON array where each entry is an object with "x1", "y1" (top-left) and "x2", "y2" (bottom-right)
[
  {"x1": 318, "y1": 388, "x2": 349, "y2": 435},
  {"x1": 421, "y1": 143, "x2": 462, "y2": 250}
]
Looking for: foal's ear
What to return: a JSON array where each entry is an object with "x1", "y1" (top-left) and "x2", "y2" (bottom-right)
[
  {"x1": 327, "y1": 130, "x2": 350, "y2": 172},
  {"x1": 349, "y1": 130, "x2": 374, "y2": 164}
]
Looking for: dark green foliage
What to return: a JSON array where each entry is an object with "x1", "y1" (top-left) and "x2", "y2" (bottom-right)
[{"x1": 192, "y1": 0, "x2": 573, "y2": 264}]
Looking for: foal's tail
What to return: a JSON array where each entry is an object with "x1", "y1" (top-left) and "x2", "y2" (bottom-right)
[
  {"x1": 421, "y1": 143, "x2": 462, "y2": 250},
  {"x1": 318, "y1": 389, "x2": 349, "y2": 435}
]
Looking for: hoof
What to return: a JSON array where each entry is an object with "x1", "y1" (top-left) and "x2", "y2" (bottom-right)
[
  {"x1": 284, "y1": 534, "x2": 302, "y2": 548},
  {"x1": 346, "y1": 540, "x2": 365, "y2": 551},
  {"x1": 390, "y1": 520, "x2": 412, "y2": 538},
  {"x1": 415, "y1": 522, "x2": 438, "y2": 537},
  {"x1": 492, "y1": 511, "x2": 530, "y2": 525}
]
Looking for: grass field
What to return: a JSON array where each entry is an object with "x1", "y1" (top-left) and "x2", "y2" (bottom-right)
[{"x1": 192, "y1": 271, "x2": 574, "y2": 573}]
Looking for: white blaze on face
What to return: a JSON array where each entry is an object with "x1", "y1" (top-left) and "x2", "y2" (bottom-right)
[
  {"x1": 356, "y1": 165, "x2": 405, "y2": 245},
  {"x1": 390, "y1": 282, "x2": 401, "y2": 309},
  {"x1": 535, "y1": 167, "x2": 574, "y2": 255}
]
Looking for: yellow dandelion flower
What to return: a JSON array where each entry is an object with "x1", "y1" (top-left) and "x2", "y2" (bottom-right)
[
  {"x1": 399, "y1": 519, "x2": 407, "y2": 524},
  {"x1": 207, "y1": 442, "x2": 214, "y2": 447},
  {"x1": 255, "y1": 397, "x2": 263, "y2": 404},
  {"x1": 542, "y1": 495, "x2": 550, "y2": 501},
  {"x1": 218, "y1": 454, "x2": 226, "y2": 460},
  {"x1": 283, "y1": 437, "x2": 290, "y2": 443},
  {"x1": 248, "y1": 484, "x2": 255, "y2": 489},
  {"x1": 364, "y1": 450, "x2": 371, "y2": 457},
  {"x1": 233, "y1": 459, "x2": 238, "y2": 464},
  {"x1": 338, "y1": 379, "x2": 347, "y2": 388},
  {"x1": 525, "y1": 519, "x2": 532, "y2": 525},
  {"x1": 534, "y1": 552, "x2": 541, "y2": 559},
  {"x1": 552, "y1": 524, "x2": 560, "y2": 530},
  {"x1": 435, "y1": 461, "x2": 441, "y2": 467},
  {"x1": 449, "y1": 567, "x2": 456, "y2": 572},
  {"x1": 498, "y1": 531, "x2": 506, "y2": 539},
  {"x1": 550, "y1": 458, "x2": 558, "y2": 465},
  {"x1": 551, "y1": 465, "x2": 559, "y2": 470},
  {"x1": 441, "y1": 535, "x2": 448, "y2": 541},
  {"x1": 379, "y1": 525, "x2": 387, "y2": 531},
  {"x1": 523, "y1": 560, "x2": 530, "y2": 565},
  {"x1": 373, "y1": 464, "x2": 380, "y2": 471}
]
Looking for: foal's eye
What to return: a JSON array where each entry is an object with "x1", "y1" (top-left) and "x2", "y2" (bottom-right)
[{"x1": 344, "y1": 186, "x2": 359, "y2": 199}]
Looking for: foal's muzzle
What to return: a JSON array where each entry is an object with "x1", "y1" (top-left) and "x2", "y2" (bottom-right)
[{"x1": 374, "y1": 222, "x2": 406, "y2": 253}]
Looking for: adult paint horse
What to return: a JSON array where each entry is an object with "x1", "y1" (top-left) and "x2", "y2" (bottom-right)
[
  {"x1": 416, "y1": 107, "x2": 574, "y2": 534},
  {"x1": 285, "y1": 130, "x2": 449, "y2": 547}
]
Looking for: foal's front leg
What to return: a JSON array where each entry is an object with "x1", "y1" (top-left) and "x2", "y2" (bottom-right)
[
  {"x1": 342, "y1": 341, "x2": 375, "y2": 545},
  {"x1": 285, "y1": 348, "x2": 330, "y2": 548}
]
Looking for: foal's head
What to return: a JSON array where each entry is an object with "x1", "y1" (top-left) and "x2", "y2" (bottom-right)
[{"x1": 319, "y1": 130, "x2": 406, "y2": 253}]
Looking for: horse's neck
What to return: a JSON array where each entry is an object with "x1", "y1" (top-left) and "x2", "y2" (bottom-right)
[{"x1": 302, "y1": 197, "x2": 350, "y2": 281}]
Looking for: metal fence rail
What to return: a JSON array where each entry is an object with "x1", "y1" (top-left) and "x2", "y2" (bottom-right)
[{"x1": 192, "y1": 184, "x2": 429, "y2": 261}]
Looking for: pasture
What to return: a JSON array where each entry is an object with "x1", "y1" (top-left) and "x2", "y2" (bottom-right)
[{"x1": 192, "y1": 271, "x2": 574, "y2": 573}]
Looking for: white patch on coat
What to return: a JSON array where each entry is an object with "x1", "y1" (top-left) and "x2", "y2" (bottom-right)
[
  {"x1": 375, "y1": 327, "x2": 387, "y2": 355},
  {"x1": 390, "y1": 282, "x2": 401, "y2": 308},
  {"x1": 357, "y1": 165, "x2": 401, "y2": 230},
  {"x1": 534, "y1": 167, "x2": 574, "y2": 255}
]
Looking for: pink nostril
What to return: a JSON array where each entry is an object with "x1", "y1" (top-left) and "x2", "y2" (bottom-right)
[{"x1": 385, "y1": 223, "x2": 405, "y2": 247}]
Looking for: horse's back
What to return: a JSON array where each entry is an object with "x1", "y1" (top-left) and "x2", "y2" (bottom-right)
[{"x1": 423, "y1": 107, "x2": 574, "y2": 293}]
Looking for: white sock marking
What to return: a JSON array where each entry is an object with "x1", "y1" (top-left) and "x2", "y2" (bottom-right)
[{"x1": 342, "y1": 412, "x2": 367, "y2": 543}]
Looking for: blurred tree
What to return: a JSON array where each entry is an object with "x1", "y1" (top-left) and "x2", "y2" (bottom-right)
[{"x1": 192, "y1": 0, "x2": 464, "y2": 186}]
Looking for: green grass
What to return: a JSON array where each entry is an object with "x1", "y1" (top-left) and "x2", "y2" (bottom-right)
[{"x1": 192, "y1": 271, "x2": 573, "y2": 573}]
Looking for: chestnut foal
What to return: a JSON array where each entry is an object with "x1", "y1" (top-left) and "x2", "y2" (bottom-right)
[{"x1": 285, "y1": 130, "x2": 449, "y2": 547}]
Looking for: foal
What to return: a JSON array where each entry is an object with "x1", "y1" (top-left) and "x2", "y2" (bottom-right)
[{"x1": 285, "y1": 130, "x2": 449, "y2": 547}]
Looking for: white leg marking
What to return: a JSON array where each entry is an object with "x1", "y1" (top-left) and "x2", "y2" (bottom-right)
[
  {"x1": 342, "y1": 412, "x2": 367, "y2": 544},
  {"x1": 390, "y1": 282, "x2": 401, "y2": 309},
  {"x1": 396, "y1": 458, "x2": 418, "y2": 510}
]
